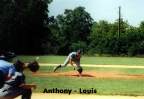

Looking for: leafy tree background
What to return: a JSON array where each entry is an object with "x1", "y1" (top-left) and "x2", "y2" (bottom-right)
[
  {"x1": 52, "y1": 7, "x2": 93, "y2": 54},
  {"x1": 0, "y1": 0, "x2": 52, "y2": 54},
  {"x1": 0, "y1": 0, "x2": 144, "y2": 56}
]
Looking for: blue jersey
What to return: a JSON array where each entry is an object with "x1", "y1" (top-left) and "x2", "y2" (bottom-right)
[
  {"x1": 6, "y1": 72, "x2": 25, "y2": 86},
  {"x1": 0, "y1": 60, "x2": 16, "y2": 78}
]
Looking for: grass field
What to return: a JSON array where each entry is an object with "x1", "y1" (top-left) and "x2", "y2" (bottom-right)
[
  {"x1": 16, "y1": 55, "x2": 144, "y2": 65},
  {"x1": 25, "y1": 66, "x2": 144, "y2": 96},
  {"x1": 17, "y1": 56, "x2": 144, "y2": 96}
]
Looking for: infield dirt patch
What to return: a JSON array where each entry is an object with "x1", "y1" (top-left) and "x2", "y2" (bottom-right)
[{"x1": 33, "y1": 71, "x2": 144, "y2": 79}]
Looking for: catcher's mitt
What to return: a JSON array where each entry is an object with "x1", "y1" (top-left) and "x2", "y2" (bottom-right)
[{"x1": 27, "y1": 61, "x2": 39, "y2": 72}]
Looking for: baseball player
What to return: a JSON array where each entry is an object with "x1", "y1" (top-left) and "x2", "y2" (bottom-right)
[
  {"x1": 0, "y1": 51, "x2": 16, "y2": 61},
  {"x1": 0, "y1": 60, "x2": 39, "y2": 99},
  {"x1": 0, "y1": 60, "x2": 16, "y2": 89},
  {"x1": 0, "y1": 51, "x2": 16, "y2": 90},
  {"x1": 53, "y1": 50, "x2": 83, "y2": 76}
]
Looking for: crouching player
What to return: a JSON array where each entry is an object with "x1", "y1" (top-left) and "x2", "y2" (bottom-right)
[
  {"x1": 54, "y1": 50, "x2": 83, "y2": 76},
  {"x1": 0, "y1": 60, "x2": 39, "y2": 99}
]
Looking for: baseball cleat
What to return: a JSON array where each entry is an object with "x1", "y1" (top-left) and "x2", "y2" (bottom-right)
[{"x1": 53, "y1": 65, "x2": 61, "y2": 72}]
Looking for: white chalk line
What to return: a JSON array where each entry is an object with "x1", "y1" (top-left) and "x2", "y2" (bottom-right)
[{"x1": 39, "y1": 63, "x2": 144, "y2": 69}]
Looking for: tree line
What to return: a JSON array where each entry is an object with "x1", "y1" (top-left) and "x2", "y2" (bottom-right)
[
  {"x1": 89, "y1": 20, "x2": 144, "y2": 56},
  {"x1": 0, "y1": 0, "x2": 144, "y2": 56},
  {"x1": 0, "y1": 0, "x2": 52, "y2": 54}
]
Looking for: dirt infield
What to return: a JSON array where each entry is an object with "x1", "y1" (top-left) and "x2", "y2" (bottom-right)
[
  {"x1": 15, "y1": 93, "x2": 144, "y2": 99},
  {"x1": 32, "y1": 71, "x2": 144, "y2": 79},
  {"x1": 33, "y1": 64, "x2": 144, "y2": 79}
]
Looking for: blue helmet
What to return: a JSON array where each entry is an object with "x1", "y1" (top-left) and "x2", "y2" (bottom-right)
[{"x1": 0, "y1": 51, "x2": 16, "y2": 61}]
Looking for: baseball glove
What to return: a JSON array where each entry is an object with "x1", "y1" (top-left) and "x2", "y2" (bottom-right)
[
  {"x1": 76, "y1": 66, "x2": 83, "y2": 74},
  {"x1": 27, "y1": 61, "x2": 39, "y2": 72}
]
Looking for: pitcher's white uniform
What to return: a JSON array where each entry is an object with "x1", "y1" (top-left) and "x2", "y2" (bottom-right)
[{"x1": 63, "y1": 52, "x2": 80, "y2": 67}]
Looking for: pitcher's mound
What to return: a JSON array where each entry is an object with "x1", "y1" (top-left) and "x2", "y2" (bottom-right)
[{"x1": 33, "y1": 71, "x2": 144, "y2": 79}]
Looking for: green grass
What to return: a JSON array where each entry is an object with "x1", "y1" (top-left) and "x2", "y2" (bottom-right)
[
  {"x1": 25, "y1": 66, "x2": 144, "y2": 96},
  {"x1": 29, "y1": 76, "x2": 144, "y2": 96},
  {"x1": 15, "y1": 55, "x2": 144, "y2": 96},
  {"x1": 15, "y1": 55, "x2": 144, "y2": 66},
  {"x1": 38, "y1": 66, "x2": 144, "y2": 75}
]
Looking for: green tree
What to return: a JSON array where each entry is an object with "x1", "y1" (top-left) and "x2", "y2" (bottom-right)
[
  {"x1": 139, "y1": 21, "x2": 144, "y2": 33},
  {"x1": 89, "y1": 19, "x2": 131, "y2": 55},
  {"x1": 56, "y1": 6, "x2": 93, "y2": 54},
  {"x1": 89, "y1": 20, "x2": 112, "y2": 55},
  {"x1": 0, "y1": 0, "x2": 52, "y2": 54}
]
